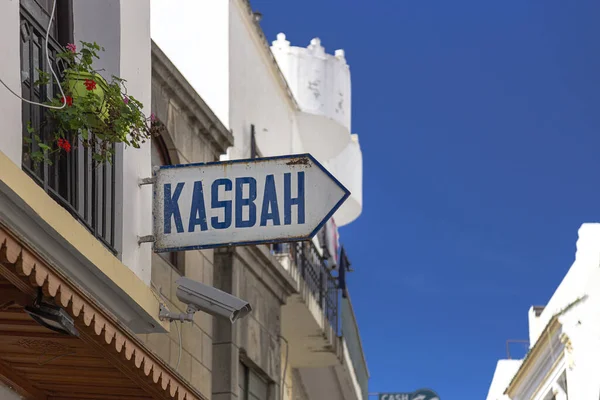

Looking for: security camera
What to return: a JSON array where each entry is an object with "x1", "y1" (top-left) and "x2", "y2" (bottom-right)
[{"x1": 158, "y1": 277, "x2": 252, "y2": 323}]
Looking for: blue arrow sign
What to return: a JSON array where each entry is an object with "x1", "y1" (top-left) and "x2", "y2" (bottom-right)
[{"x1": 152, "y1": 153, "x2": 350, "y2": 252}]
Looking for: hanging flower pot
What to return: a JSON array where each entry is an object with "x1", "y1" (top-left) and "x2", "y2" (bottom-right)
[
  {"x1": 25, "y1": 41, "x2": 166, "y2": 166},
  {"x1": 65, "y1": 70, "x2": 110, "y2": 125}
]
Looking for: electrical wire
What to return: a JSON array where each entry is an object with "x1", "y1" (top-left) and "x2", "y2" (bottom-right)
[
  {"x1": 279, "y1": 335, "x2": 289, "y2": 400},
  {"x1": 174, "y1": 321, "x2": 182, "y2": 371},
  {"x1": 150, "y1": 282, "x2": 182, "y2": 371},
  {"x1": 0, "y1": 0, "x2": 67, "y2": 110}
]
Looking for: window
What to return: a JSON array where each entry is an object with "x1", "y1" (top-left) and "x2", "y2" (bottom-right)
[
  {"x1": 151, "y1": 136, "x2": 182, "y2": 272},
  {"x1": 239, "y1": 362, "x2": 269, "y2": 400},
  {"x1": 20, "y1": 0, "x2": 117, "y2": 253},
  {"x1": 557, "y1": 370, "x2": 568, "y2": 394}
]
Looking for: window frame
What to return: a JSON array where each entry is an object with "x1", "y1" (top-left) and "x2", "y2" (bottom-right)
[{"x1": 238, "y1": 361, "x2": 269, "y2": 400}]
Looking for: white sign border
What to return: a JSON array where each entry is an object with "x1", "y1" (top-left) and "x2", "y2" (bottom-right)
[{"x1": 152, "y1": 153, "x2": 350, "y2": 253}]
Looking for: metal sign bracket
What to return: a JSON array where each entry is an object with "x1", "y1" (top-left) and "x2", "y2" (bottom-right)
[
  {"x1": 138, "y1": 235, "x2": 155, "y2": 245},
  {"x1": 138, "y1": 177, "x2": 156, "y2": 187}
]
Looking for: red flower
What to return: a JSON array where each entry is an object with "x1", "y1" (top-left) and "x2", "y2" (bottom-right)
[
  {"x1": 66, "y1": 43, "x2": 76, "y2": 53},
  {"x1": 84, "y1": 79, "x2": 97, "y2": 91},
  {"x1": 61, "y1": 95, "x2": 73, "y2": 106},
  {"x1": 57, "y1": 138, "x2": 71, "y2": 153}
]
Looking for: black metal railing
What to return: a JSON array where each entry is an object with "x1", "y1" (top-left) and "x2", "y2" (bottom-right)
[
  {"x1": 274, "y1": 241, "x2": 339, "y2": 334},
  {"x1": 20, "y1": 5, "x2": 117, "y2": 253},
  {"x1": 273, "y1": 242, "x2": 368, "y2": 396}
]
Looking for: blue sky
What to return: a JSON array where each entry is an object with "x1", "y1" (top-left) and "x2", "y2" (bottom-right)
[{"x1": 255, "y1": 1, "x2": 600, "y2": 398}]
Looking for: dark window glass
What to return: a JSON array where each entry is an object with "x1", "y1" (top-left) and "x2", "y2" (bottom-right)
[{"x1": 239, "y1": 362, "x2": 268, "y2": 400}]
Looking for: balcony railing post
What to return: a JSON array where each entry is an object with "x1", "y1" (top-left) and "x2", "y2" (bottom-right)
[{"x1": 299, "y1": 243, "x2": 303, "y2": 278}]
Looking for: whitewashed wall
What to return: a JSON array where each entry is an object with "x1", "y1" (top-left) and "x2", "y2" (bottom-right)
[
  {"x1": 529, "y1": 224, "x2": 600, "y2": 344},
  {"x1": 151, "y1": 0, "x2": 302, "y2": 160},
  {"x1": 151, "y1": 0, "x2": 230, "y2": 128},
  {"x1": 0, "y1": 0, "x2": 153, "y2": 285},
  {"x1": 118, "y1": 0, "x2": 152, "y2": 284},
  {"x1": 271, "y1": 34, "x2": 362, "y2": 226},
  {"x1": 0, "y1": 0, "x2": 22, "y2": 165},
  {"x1": 228, "y1": 0, "x2": 299, "y2": 160},
  {"x1": 271, "y1": 33, "x2": 352, "y2": 142},
  {"x1": 486, "y1": 223, "x2": 600, "y2": 400},
  {"x1": 486, "y1": 360, "x2": 522, "y2": 400},
  {"x1": 150, "y1": 0, "x2": 363, "y2": 226},
  {"x1": 73, "y1": 0, "x2": 153, "y2": 284}
]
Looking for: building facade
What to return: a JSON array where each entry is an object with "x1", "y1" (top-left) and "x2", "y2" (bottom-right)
[
  {"x1": 0, "y1": 0, "x2": 368, "y2": 399},
  {"x1": 152, "y1": 1, "x2": 368, "y2": 400},
  {"x1": 486, "y1": 223, "x2": 600, "y2": 400},
  {"x1": 0, "y1": 0, "x2": 217, "y2": 399}
]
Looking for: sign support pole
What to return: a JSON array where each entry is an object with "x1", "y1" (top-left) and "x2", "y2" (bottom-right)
[
  {"x1": 138, "y1": 177, "x2": 156, "y2": 186},
  {"x1": 138, "y1": 235, "x2": 155, "y2": 245}
]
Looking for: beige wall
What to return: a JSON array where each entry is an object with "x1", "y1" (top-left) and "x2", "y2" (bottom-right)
[
  {"x1": 213, "y1": 246, "x2": 296, "y2": 400},
  {"x1": 281, "y1": 354, "x2": 311, "y2": 400},
  {"x1": 139, "y1": 252, "x2": 214, "y2": 397},
  {"x1": 138, "y1": 46, "x2": 233, "y2": 399}
]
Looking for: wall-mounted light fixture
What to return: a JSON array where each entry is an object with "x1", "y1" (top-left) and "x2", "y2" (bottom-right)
[{"x1": 25, "y1": 288, "x2": 79, "y2": 337}]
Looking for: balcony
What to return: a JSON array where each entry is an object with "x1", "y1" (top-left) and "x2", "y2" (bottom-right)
[
  {"x1": 277, "y1": 241, "x2": 368, "y2": 400},
  {"x1": 20, "y1": 7, "x2": 117, "y2": 254}
]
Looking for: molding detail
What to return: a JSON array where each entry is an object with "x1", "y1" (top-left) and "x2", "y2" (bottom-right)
[{"x1": 559, "y1": 333, "x2": 575, "y2": 370}]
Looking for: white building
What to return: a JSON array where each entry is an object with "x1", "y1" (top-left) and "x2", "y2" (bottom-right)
[
  {"x1": 151, "y1": 0, "x2": 362, "y2": 228},
  {"x1": 0, "y1": 0, "x2": 218, "y2": 399},
  {"x1": 0, "y1": 0, "x2": 367, "y2": 398},
  {"x1": 486, "y1": 223, "x2": 600, "y2": 400},
  {"x1": 152, "y1": 1, "x2": 368, "y2": 400}
]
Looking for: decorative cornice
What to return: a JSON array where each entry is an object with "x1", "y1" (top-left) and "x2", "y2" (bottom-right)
[
  {"x1": 0, "y1": 226, "x2": 207, "y2": 400},
  {"x1": 559, "y1": 333, "x2": 575, "y2": 370},
  {"x1": 506, "y1": 296, "x2": 587, "y2": 396}
]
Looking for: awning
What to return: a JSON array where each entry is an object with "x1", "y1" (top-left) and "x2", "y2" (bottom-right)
[{"x1": 0, "y1": 226, "x2": 206, "y2": 400}]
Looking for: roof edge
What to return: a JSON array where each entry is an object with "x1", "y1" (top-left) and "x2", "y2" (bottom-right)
[
  {"x1": 0, "y1": 226, "x2": 209, "y2": 400},
  {"x1": 236, "y1": 0, "x2": 300, "y2": 111},
  {"x1": 505, "y1": 296, "x2": 587, "y2": 395}
]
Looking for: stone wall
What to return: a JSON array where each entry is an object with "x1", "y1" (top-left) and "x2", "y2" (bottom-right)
[
  {"x1": 213, "y1": 245, "x2": 296, "y2": 400},
  {"x1": 281, "y1": 349, "x2": 310, "y2": 400},
  {"x1": 140, "y1": 253, "x2": 214, "y2": 396},
  {"x1": 290, "y1": 370, "x2": 310, "y2": 400},
  {"x1": 137, "y1": 41, "x2": 233, "y2": 400}
]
